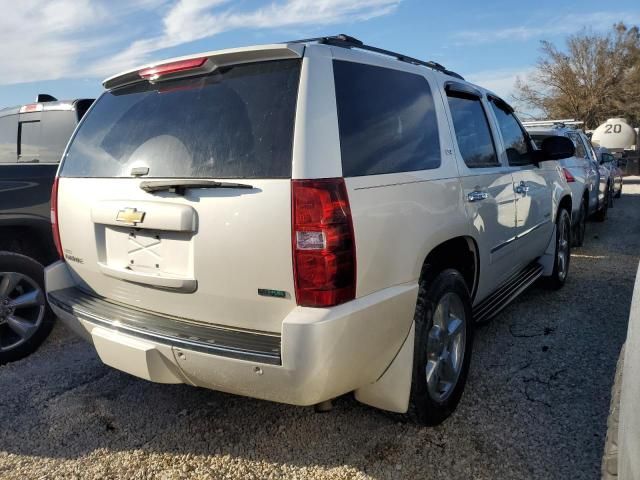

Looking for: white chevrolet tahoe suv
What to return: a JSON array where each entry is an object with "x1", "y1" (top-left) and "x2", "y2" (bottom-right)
[{"x1": 45, "y1": 35, "x2": 575, "y2": 425}]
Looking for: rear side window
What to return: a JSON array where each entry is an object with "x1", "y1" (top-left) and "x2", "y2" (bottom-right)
[
  {"x1": 18, "y1": 121, "x2": 41, "y2": 162},
  {"x1": 489, "y1": 100, "x2": 532, "y2": 166},
  {"x1": 567, "y1": 132, "x2": 586, "y2": 158},
  {"x1": 17, "y1": 111, "x2": 78, "y2": 163},
  {"x1": 61, "y1": 59, "x2": 301, "y2": 178},
  {"x1": 0, "y1": 115, "x2": 17, "y2": 163},
  {"x1": 39, "y1": 111, "x2": 78, "y2": 163},
  {"x1": 446, "y1": 93, "x2": 499, "y2": 168},
  {"x1": 333, "y1": 61, "x2": 440, "y2": 177}
]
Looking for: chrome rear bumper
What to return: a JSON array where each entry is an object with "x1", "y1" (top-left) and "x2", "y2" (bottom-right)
[{"x1": 48, "y1": 287, "x2": 282, "y2": 365}]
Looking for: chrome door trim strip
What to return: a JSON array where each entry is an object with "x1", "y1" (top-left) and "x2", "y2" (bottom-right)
[{"x1": 490, "y1": 219, "x2": 551, "y2": 254}]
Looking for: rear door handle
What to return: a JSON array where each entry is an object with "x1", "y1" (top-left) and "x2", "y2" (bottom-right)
[
  {"x1": 467, "y1": 191, "x2": 489, "y2": 202},
  {"x1": 515, "y1": 181, "x2": 530, "y2": 195}
]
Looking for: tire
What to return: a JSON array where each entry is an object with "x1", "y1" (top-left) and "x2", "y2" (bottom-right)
[
  {"x1": 0, "y1": 252, "x2": 55, "y2": 365},
  {"x1": 608, "y1": 184, "x2": 615, "y2": 208},
  {"x1": 602, "y1": 344, "x2": 624, "y2": 480},
  {"x1": 572, "y1": 200, "x2": 586, "y2": 248},
  {"x1": 406, "y1": 268, "x2": 474, "y2": 426},
  {"x1": 542, "y1": 208, "x2": 571, "y2": 290},
  {"x1": 594, "y1": 189, "x2": 609, "y2": 222}
]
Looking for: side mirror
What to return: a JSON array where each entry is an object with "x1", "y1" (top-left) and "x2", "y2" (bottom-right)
[{"x1": 538, "y1": 136, "x2": 575, "y2": 160}]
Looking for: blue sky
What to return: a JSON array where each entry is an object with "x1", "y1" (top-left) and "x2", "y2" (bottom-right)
[{"x1": 1, "y1": 0, "x2": 639, "y2": 112}]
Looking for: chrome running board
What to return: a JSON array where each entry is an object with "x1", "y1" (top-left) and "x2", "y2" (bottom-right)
[{"x1": 473, "y1": 263, "x2": 543, "y2": 324}]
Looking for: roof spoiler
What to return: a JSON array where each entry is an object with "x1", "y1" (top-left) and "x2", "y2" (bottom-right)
[{"x1": 103, "y1": 44, "x2": 304, "y2": 90}]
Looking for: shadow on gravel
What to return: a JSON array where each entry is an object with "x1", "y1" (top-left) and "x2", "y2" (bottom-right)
[{"x1": 1, "y1": 189, "x2": 639, "y2": 480}]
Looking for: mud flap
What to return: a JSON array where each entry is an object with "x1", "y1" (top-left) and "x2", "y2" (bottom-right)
[{"x1": 354, "y1": 322, "x2": 414, "y2": 413}]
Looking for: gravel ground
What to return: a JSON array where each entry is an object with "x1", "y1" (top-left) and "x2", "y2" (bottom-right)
[{"x1": 1, "y1": 178, "x2": 639, "y2": 480}]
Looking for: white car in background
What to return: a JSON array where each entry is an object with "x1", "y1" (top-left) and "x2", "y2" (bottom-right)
[
  {"x1": 596, "y1": 146, "x2": 624, "y2": 199},
  {"x1": 525, "y1": 121, "x2": 608, "y2": 247}
]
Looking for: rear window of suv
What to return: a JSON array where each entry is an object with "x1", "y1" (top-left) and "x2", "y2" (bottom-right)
[
  {"x1": 333, "y1": 61, "x2": 441, "y2": 177},
  {"x1": 61, "y1": 59, "x2": 301, "y2": 178}
]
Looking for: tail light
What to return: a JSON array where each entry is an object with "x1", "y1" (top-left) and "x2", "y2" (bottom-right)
[
  {"x1": 19, "y1": 103, "x2": 43, "y2": 113},
  {"x1": 139, "y1": 57, "x2": 208, "y2": 81},
  {"x1": 50, "y1": 177, "x2": 63, "y2": 260},
  {"x1": 292, "y1": 178, "x2": 356, "y2": 307},
  {"x1": 563, "y1": 168, "x2": 575, "y2": 183}
]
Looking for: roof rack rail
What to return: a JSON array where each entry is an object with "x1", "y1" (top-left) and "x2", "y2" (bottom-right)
[
  {"x1": 521, "y1": 119, "x2": 584, "y2": 128},
  {"x1": 288, "y1": 34, "x2": 464, "y2": 80}
]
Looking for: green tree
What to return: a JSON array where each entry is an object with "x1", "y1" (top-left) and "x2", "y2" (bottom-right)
[{"x1": 514, "y1": 23, "x2": 640, "y2": 128}]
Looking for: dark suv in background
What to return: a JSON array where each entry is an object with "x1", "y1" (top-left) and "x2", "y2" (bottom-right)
[{"x1": 0, "y1": 95, "x2": 93, "y2": 363}]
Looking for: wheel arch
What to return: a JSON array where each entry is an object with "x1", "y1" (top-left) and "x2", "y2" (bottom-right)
[
  {"x1": 0, "y1": 225, "x2": 56, "y2": 265},
  {"x1": 420, "y1": 236, "x2": 479, "y2": 302},
  {"x1": 355, "y1": 236, "x2": 478, "y2": 415},
  {"x1": 559, "y1": 194, "x2": 572, "y2": 216}
]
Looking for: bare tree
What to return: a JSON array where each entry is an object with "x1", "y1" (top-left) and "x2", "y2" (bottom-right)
[{"x1": 513, "y1": 23, "x2": 640, "y2": 128}]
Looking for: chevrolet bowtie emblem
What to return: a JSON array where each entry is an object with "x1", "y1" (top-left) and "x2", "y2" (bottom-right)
[{"x1": 116, "y1": 207, "x2": 146, "y2": 225}]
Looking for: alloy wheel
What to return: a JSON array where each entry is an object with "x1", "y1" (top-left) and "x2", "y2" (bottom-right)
[
  {"x1": 557, "y1": 214, "x2": 570, "y2": 281},
  {"x1": 425, "y1": 292, "x2": 467, "y2": 403},
  {"x1": 0, "y1": 272, "x2": 46, "y2": 352}
]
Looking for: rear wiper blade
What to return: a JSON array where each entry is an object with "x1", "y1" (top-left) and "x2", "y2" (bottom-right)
[{"x1": 139, "y1": 179, "x2": 254, "y2": 195}]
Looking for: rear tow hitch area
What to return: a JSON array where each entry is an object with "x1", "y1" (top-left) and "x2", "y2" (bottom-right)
[{"x1": 314, "y1": 399, "x2": 334, "y2": 413}]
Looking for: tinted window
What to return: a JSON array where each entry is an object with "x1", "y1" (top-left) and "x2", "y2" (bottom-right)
[
  {"x1": 38, "y1": 111, "x2": 79, "y2": 163},
  {"x1": 530, "y1": 134, "x2": 548, "y2": 149},
  {"x1": 583, "y1": 135, "x2": 597, "y2": 162},
  {"x1": 567, "y1": 132, "x2": 586, "y2": 158},
  {"x1": 75, "y1": 99, "x2": 94, "y2": 121},
  {"x1": 489, "y1": 100, "x2": 532, "y2": 166},
  {"x1": 61, "y1": 60, "x2": 301, "y2": 178},
  {"x1": 18, "y1": 121, "x2": 41, "y2": 161},
  {"x1": 446, "y1": 93, "x2": 498, "y2": 168},
  {"x1": 333, "y1": 61, "x2": 440, "y2": 176},
  {"x1": 0, "y1": 115, "x2": 17, "y2": 163}
]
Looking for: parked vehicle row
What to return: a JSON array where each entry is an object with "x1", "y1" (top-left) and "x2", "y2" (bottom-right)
[{"x1": 524, "y1": 120, "x2": 622, "y2": 247}]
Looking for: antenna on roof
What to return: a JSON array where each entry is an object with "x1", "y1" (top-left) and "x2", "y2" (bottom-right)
[
  {"x1": 36, "y1": 94, "x2": 57, "y2": 103},
  {"x1": 288, "y1": 34, "x2": 465, "y2": 80}
]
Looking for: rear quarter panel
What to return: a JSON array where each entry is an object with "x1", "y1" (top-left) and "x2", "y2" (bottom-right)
[
  {"x1": 347, "y1": 174, "x2": 467, "y2": 298},
  {"x1": 0, "y1": 163, "x2": 57, "y2": 258},
  {"x1": 0, "y1": 163, "x2": 56, "y2": 220}
]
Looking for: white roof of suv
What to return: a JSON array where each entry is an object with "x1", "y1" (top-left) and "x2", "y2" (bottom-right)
[{"x1": 103, "y1": 34, "x2": 473, "y2": 92}]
